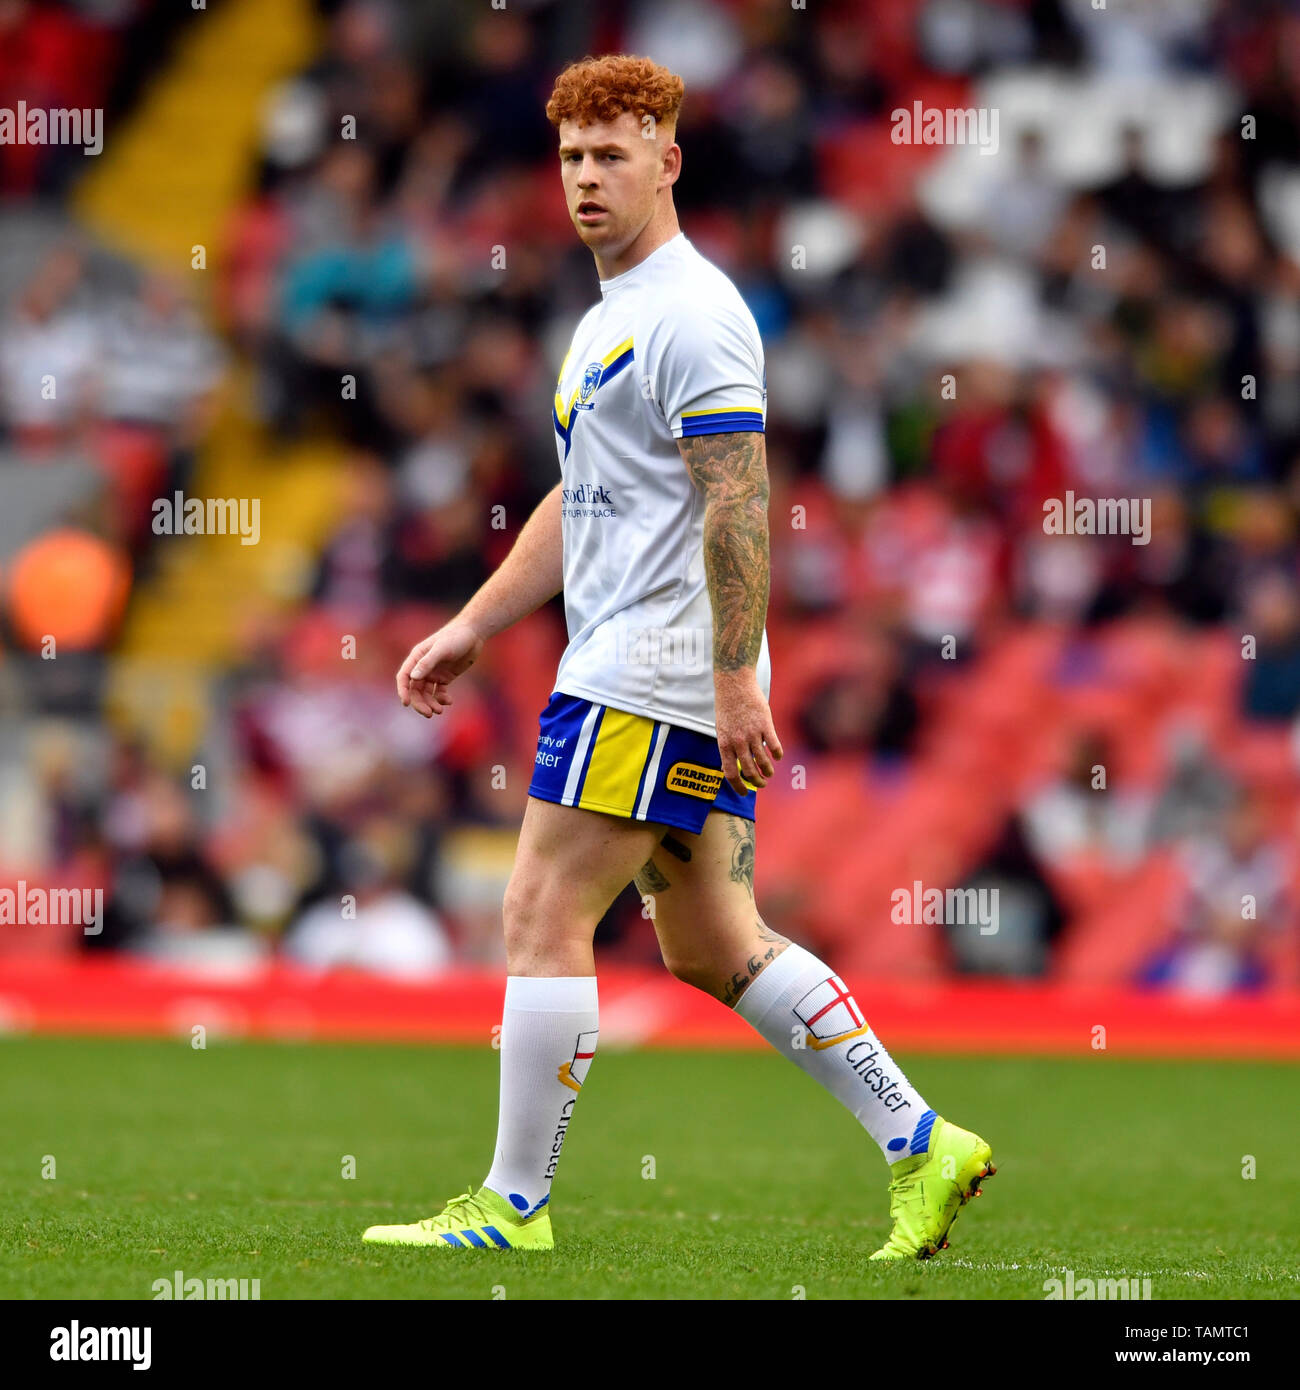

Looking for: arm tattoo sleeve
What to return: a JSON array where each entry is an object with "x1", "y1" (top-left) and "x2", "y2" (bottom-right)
[{"x1": 676, "y1": 431, "x2": 770, "y2": 672}]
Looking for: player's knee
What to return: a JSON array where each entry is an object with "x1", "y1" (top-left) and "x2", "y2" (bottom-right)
[
  {"x1": 501, "y1": 873, "x2": 546, "y2": 955},
  {"x1": 501, "y1": 869, "x2": 588, "y2": 964},
  {"x1": 660, "y1": 948, "x2": 718, "y2": 994}
]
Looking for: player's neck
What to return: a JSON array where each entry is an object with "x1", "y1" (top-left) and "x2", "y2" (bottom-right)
[{"x1": 594, "y1": 210, "x2": 681, "y2": 282}]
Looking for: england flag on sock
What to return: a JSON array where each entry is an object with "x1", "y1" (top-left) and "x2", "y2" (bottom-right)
[
  {"x1": 557, "y1": 1030, "x2": 598, "y2": 1091},
  {"x1": 793, "y1": 975, "x2": 868, "y2": 1050}
]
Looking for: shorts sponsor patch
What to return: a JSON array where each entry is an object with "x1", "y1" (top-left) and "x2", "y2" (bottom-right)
[{"x1": 664, "y1": 760, "x2": 724, "y2": 800}]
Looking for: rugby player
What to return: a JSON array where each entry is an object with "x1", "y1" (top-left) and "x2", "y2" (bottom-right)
[{"x1": 364, "y1": 53, "x2": 994, "y2": 1261}]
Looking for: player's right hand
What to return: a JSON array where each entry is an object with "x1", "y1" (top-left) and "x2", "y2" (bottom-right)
[
  {"x1": 397, "y1": 621, "x2": 485, "y2": 718},
  {"x1": 714, "y1": 667, "x2": 783, "y2": 796}
]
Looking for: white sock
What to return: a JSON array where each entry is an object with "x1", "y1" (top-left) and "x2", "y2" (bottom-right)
[
  {"x1": 483, "y1": 976, "x2": 598, "y2": 1218},
  {"x1": 733, "y1": 944, "x2": 936, "y2": 1162}
]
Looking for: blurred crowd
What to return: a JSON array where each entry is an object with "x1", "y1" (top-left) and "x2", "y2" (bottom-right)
[{"x1": 2, "y1": 0, "x2": 1298, "y2": 994}]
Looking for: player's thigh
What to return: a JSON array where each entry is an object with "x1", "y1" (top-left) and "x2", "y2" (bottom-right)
[
  {"x1": 637, "y1": 811, "x2": 762, "y2": 967},
  {"x1": 506, "y1": 794, "x2": 665, "y2": 935}
]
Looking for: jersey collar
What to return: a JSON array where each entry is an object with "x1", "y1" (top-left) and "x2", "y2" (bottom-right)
[{"x1": 598, "y1": 231, "x2": 687, "y2": 298}]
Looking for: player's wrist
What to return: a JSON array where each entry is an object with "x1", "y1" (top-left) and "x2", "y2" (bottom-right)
[
  {"x1": 714, "y1": 663, "x2": 758, "y2": 687},
  {"x1": 450, "y1": 609, "x2": 493, "y2": 649}
]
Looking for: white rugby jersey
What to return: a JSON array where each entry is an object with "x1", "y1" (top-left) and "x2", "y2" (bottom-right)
[{"x1": 550, "y1": 232, "x2": 771, "y2": 737}]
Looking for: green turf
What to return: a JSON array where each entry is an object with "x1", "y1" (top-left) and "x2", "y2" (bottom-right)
[{"x1": 1, "y1": 1037, "x2": 1295, "y2": 1299}]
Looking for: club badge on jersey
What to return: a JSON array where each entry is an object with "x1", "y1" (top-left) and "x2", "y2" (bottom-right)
[{"x1": 573, "y1": 362, "x2": 604, "y2": 410}]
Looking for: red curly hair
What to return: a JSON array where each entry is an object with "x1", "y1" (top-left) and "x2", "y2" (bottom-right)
[{"x1": 546, "y1": 54, "x2": 684, "y2": 133}]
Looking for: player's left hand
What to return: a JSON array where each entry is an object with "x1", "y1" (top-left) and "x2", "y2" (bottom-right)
[{"x1": 713, "y1": 668, "x2": 783, "y2": 797}]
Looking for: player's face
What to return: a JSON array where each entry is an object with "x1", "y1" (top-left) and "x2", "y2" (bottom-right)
[{"x1": 558, "y1": 113, "x2": 669, "y2": 255}]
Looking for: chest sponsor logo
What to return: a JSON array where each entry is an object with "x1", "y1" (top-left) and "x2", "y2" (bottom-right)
[
  {"x1": 562, "y1": 482, "x2": 611, "y2": 504},
  {"x1": 562, "y1": 480, "x2": 616, "y2": 518},
  {"x1": 665, "y1": 761, "x2": 725, "y2": 800}
]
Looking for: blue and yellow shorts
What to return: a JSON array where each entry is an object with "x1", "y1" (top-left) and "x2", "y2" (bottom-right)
[{"x1": 527, "y1": 691, "x2": 756, "y2": 834}]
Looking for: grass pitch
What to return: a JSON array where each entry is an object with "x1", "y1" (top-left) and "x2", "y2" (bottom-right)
[{"x1": 1, "y1": 1037, "x2": 1295, "y2": 1300}]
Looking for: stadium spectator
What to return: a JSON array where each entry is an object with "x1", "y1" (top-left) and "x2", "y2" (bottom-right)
[
  {"x1": 1138, "y1": 789, "x2": 1292, "y2": 995},
  {"x1": 283, "y1": 816, "x2": 452, "y2": 978},
  {"x1": 94, "y1": 271, "x2": 224, "y2": 538},
  {"x1": 0, "y1": 245, "x2": 99, "y2": 451}
]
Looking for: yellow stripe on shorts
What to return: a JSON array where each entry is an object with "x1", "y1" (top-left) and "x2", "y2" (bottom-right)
[{"x1": 578, "y1": 709, "x2": 655, "y2": 815}]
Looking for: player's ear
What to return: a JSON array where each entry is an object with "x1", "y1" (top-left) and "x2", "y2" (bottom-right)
[{"x1": 660, "y1": 139, "x2": 682, "y2": 187}]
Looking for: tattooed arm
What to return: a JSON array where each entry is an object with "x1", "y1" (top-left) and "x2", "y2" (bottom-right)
[{"x1": 677, "y1": 431, "x2": 784, "y2": 794}]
